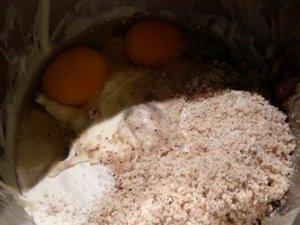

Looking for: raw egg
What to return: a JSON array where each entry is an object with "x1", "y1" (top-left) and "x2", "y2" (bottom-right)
[
  {"x1": 125, "y1": 20, "x2": 183, "y2": 66},
  {"x1": 42, "y1": 47, "x2": 108, "y2": 105}
]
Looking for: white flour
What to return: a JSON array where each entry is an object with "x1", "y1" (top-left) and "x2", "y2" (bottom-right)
[{"x1": 22, "y1": 163, "x2": 114, "y2": 225}]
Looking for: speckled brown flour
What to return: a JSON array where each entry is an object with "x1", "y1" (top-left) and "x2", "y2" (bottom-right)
[{"x1": 88, "y1": 90, "x2": 296, "y2": 225}]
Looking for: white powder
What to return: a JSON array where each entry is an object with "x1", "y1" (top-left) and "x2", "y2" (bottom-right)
[
  {"x1": 22, "y1": 90, "x2": 296, "y2": 225},
  {"x1": 22, "y1": 163, "x2": 113, "y2": 225}
]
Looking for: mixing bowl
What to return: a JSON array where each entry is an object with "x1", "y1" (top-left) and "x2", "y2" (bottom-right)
[{"x1": 0, "y1": 0, "x2": 299, "y2": 224}]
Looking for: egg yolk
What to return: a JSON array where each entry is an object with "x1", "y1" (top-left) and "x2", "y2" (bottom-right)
[
  {"x1": 125, "y1": 20, "x2": 183, "y2": 66},
  {"x1": 41, "y1": 47, "x2": 108, "y2": 105}
]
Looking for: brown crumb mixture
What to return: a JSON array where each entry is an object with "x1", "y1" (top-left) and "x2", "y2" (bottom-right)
[{"x1": 88, "y1": 90, "x2": 296, "y2": 225}]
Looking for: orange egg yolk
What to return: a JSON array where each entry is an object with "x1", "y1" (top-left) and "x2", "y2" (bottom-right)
[
  {"x1": 41, "y1": 47, "x2": 108, "y2": 105},
  {"x1": 125, "y1": 20, "x2": 183, "y2": 66}
]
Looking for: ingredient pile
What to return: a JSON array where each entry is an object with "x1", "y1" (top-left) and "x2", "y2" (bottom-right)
[{"x1": 19, "y1": 19, "x2": 296, "y2": 225}]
